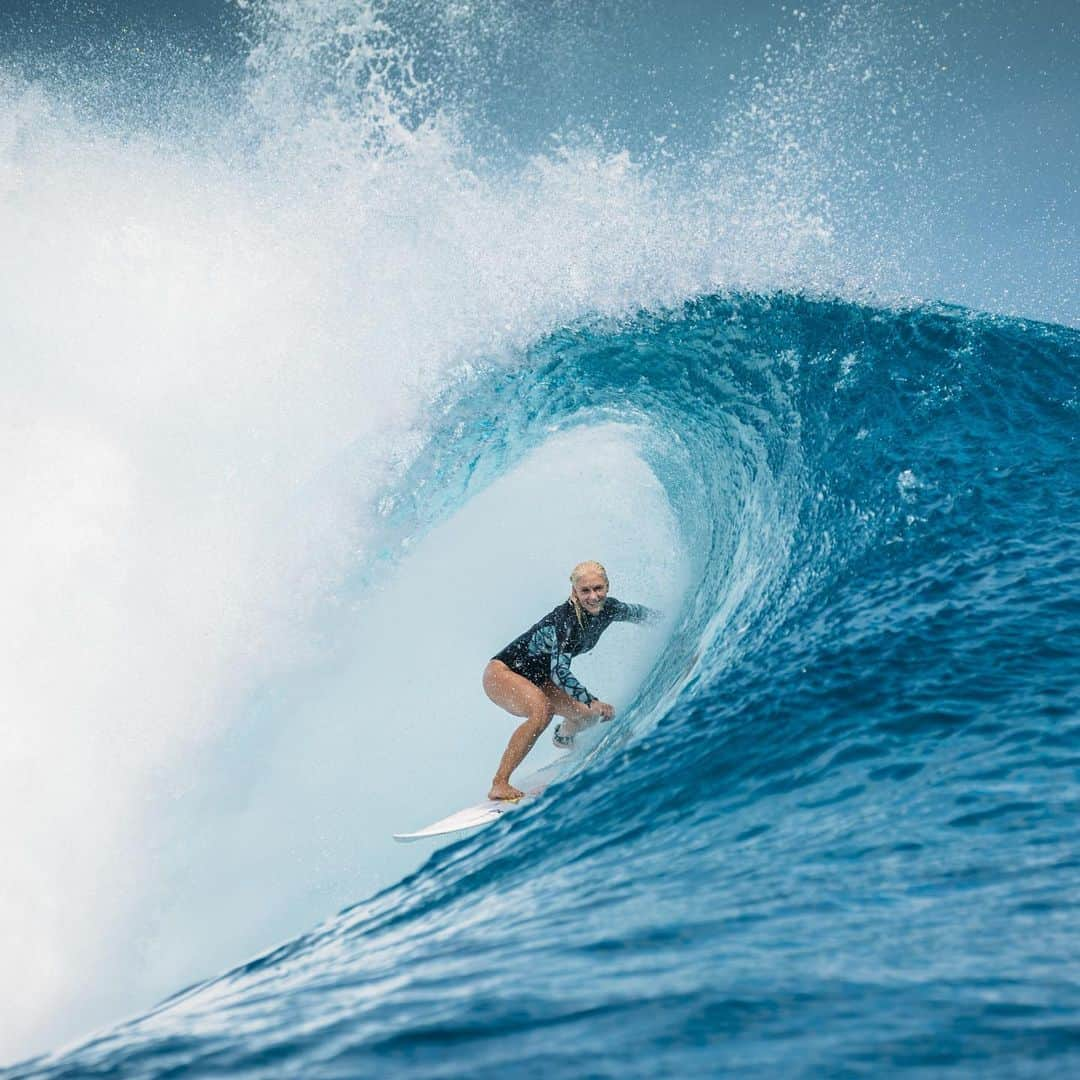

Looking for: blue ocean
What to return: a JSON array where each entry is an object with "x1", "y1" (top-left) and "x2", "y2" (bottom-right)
[{"x1": 2, "y1": 2, "x2": 1077, "y2": 1077}]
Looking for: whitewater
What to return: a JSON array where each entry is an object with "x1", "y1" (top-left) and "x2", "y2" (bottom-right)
[{"x1": 1, "y1": 1, "x2": 1077, "y2": 1075}]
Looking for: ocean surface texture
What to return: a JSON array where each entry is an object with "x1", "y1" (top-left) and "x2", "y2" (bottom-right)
[
  {"x1": 2, "y1": 1, "x2": 1077, "y2": 1077},
  {"x1": 10, "y1": 296, "x2": 1080, "y2": 1077}
]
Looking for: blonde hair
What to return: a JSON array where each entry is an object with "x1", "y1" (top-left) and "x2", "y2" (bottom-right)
[{"x1": 569, "y1": 561, "x2": 609, "y2": 627}]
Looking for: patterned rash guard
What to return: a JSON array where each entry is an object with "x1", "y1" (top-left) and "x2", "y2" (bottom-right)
[{"x1": 493, "y1": 598, "x2": 657, "y2": 704}]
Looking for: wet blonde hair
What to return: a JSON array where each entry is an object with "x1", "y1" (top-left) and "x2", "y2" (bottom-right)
[{"x1": 569, "y1": 561, "x2": 609, "y2": 627}]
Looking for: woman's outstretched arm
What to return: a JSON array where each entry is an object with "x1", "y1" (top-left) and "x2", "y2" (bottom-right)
[{"x1": 608, "y1": 599, "x2": 661, "y2": 624}]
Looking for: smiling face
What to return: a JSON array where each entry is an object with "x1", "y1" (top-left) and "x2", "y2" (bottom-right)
[{"x1": 571, "y1": 565, "x2": 609, "y2": 615}]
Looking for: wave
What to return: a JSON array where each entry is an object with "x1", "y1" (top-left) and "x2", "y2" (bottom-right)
[
  {"x1": 2, "y1": 0, "x2": 1077, "y2": 1070},
  {"x1": 10, "y1": 293, "x2": 1079, "y2": 1077}
]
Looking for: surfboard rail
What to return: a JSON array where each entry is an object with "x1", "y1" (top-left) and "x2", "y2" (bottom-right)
[{"x1": 392, "y1": 759, "x2": 564, "y2": 842}]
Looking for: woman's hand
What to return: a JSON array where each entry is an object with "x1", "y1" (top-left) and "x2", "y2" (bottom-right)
[{"x1": 588, "y1": 700, "x2": 616, "y2": 721}]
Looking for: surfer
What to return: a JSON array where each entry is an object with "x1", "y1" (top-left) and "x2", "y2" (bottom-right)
[{"x1": 483, "y1": 561, "x2": 658, "y2": 800}]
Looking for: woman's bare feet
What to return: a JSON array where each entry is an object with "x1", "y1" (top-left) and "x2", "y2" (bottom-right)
[{"x1": 488, "y1": 779, "x2": 524, "y2": 801}]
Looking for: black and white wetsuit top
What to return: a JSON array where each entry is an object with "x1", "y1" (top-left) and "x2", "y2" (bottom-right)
[{"x1": 493, "y1": 598, "x2": 656, "y2": 704}]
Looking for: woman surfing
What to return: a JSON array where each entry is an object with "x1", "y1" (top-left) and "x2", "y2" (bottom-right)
[{"x1": 483, "y1": 561, "x2": 658, "y2": 800}]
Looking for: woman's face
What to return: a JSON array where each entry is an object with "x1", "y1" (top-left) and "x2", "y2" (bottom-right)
[{"x1": 572, "y1": 570, "x2": 609, "y2": 615}]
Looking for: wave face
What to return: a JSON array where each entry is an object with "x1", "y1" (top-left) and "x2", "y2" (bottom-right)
[{"x1": 11, "y1": 294, "x2": 1079, "y2": 1077}]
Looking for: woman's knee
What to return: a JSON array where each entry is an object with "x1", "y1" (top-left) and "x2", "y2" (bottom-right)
[
  {"x1": 526, "y1": 699, "x2": 554, "y2": 730},
  {"x1": 517, "y1": 694, "x2": 553, "y2": 731},
  {"x1": 543, "y1": 684, "x2": 585, "y2": 721}
]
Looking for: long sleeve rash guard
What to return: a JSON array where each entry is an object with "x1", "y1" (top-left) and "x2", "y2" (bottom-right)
[{"x1": 492, "y1": 598, "x2": 657, "y2": 704}]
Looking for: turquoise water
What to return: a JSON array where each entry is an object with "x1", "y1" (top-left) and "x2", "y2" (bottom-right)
[{"x1": 10, "y1": 294, "x2": 1080, "y2": 1077}]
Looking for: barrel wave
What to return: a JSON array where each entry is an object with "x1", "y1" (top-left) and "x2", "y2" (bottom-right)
[
  {"x1": 10, "y1": 293, "x2": 1079, "y2": 1078},
  {"x1": 3, "y1": 0, "x2": 1078, "y2": 1072}
]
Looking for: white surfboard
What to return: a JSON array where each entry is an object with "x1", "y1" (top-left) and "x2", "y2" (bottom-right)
[{"x1": 393, "y1": 759, "x2": 563, "y2": 843}]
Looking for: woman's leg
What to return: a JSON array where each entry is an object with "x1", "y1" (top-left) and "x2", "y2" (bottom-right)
[
  {"x1": 483, "y1": 660, "x2": 555, "y2": 800},
  {"x1": 542, "y1": 682, "x2": 603, "y2": 739}
]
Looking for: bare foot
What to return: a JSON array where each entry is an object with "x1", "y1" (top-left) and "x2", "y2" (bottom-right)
[{"x1": 488, "y1": 779, "x2": 523, "y2": 801}]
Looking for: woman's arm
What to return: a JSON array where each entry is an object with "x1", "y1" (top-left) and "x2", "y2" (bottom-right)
[
  {"x1": 608, "y1": 599, "x2": 661, "y2": 624},
  {"x1": 531, "y1": 623, "x2": 597, "y2": 704},
  {"x1": 551, "y1": 645, "x2": 596, "y2": 704}
]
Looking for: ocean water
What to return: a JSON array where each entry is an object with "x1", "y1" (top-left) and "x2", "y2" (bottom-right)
[{"x1": 2, "y1": 1, "x2": 1078, "y2": 1076}]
